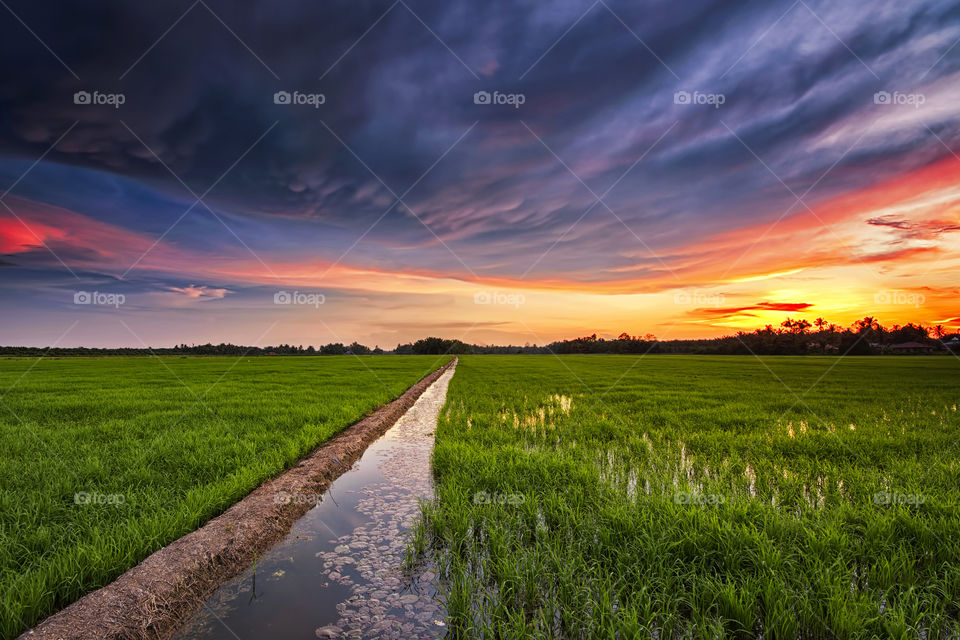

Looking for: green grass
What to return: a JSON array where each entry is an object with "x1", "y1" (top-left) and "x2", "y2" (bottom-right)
[
  {"x1": 422, "y1": 355, "x2": 960, "y2": 639},
  {"x1": 0, "y1": 355, "x2": 449, "y2": 639}
]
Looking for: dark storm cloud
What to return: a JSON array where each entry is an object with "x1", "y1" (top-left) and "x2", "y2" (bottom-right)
[{"x1": 1, "y1": 0, "x2": 959, "y2": 281}]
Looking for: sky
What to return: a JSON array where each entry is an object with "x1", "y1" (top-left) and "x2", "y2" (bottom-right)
[{"x1": 0, "y1": 0, "x2": 958, "y2": 348}]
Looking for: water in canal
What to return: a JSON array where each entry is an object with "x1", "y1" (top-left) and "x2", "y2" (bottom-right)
[{"x1": 174, "y1": 364, "x2": 456, "y2": 640}]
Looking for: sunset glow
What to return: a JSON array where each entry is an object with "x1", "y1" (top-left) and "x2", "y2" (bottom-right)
[{"x1": 1, "y1": 0, "x2": 958, "y2": 347}]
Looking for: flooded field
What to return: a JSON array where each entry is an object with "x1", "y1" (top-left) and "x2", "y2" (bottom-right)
[
  {"x1": 174, "y1": 364, "x2": 456, "y2": 640},
  {"x1": 421, "y1": 355, "x2": 960, "y2": 638}
]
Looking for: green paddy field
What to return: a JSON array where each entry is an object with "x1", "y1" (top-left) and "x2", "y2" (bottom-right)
[
  {"x1": 0, "y1": 355, "x2": 447, "y2": 639},
  {"x1": 423, "y1": 355, "x2": 960, "y2": 638},
  {"x1": 2, "y1": 354, "x2": 959, "y2": 638}
]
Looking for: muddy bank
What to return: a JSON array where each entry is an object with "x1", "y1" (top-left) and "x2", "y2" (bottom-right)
[
  {"x1": 20, "y1": 358, "x2": 456, "y2": 640},
  {"x1": 176, "y1": 361, "x2": 457, "y2": 640}
]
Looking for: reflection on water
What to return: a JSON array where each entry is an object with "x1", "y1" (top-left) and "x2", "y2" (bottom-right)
[{"x1": 174, "y1": 365, "x2": 455, "y2": 640}]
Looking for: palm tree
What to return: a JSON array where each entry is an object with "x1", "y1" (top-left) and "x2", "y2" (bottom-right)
[{"x1": 854, "y1": 316, "x2": 880, "y2": 334}]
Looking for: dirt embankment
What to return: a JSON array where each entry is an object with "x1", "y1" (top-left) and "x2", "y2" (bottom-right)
[{"x1": 19, "y1": 358, "x2": 456, "y2": 640}]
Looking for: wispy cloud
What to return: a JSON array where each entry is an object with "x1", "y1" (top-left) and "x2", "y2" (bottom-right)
[{"x1": 168, "y1": 284, "x2": 232, "y2": 300}]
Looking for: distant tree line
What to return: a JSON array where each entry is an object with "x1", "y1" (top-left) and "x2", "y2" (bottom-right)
[
  {"x1": 0, "y1": 342, "x2": 384, "y2": 357},
  {"x1": 394, "y1": 337, "x2": 473, "y2": 355},
  {"x1": 541, "y1": 317, "x2": 958, "y2": 356},
  {"x1": 2, "y1": 318, "x2": 957, "y2": 356}
]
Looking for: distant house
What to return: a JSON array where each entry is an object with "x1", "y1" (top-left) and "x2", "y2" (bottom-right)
[{"x1": 889, "y1": 341, "x2": 934, "y2": 354}]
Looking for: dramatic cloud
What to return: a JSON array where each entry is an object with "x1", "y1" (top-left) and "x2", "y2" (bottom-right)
[{"x1": 1, "y1": 0, "x2": 959, "y2": 345}]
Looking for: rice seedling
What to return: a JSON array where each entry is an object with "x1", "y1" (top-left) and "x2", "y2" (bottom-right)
[
  {"x1": 420, "y1": 355, "x2": 960, "y2": 638},
  {"x1": 0, "y1": 355, "x2": 448, "y2": 639}
]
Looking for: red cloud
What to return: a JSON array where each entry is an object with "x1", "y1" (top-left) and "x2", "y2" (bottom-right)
[
  {"x1": 0, "y1": 217, "x2": 65, "y2": 253},
  {"x1": 0, "y1": 196, "x2": 196, "y2": 271},
  {"x1": 690, "y1": 301, "x2": 814, "y2": 319}
]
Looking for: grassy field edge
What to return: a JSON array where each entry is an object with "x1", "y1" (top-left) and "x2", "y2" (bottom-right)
[{"x1": 1, "y1": 356, "x2": 452, "y2": 640}]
